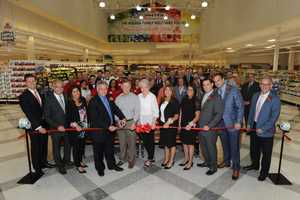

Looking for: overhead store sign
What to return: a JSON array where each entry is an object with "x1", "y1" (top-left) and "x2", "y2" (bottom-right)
[
  {"x1": 108, "y1": 2, "x2": 200, "y2": 43},
  {"x1": 1, "y1": 23, "x2": 15, "y2": 42}
]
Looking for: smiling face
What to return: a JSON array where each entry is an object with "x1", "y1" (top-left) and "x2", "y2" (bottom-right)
[
  {"x1": 25, "y1": 76, "x2": 37, "y2": 90},
  {"x1": 97, "y1": 83, "x2": 108, "y2": 96},
  {"x1": 202, "y1": 79, "x2": 214, "y2": 93},
  {"x1": 213, "y1": 75, "x2": 225, "y2": 88},
  {"x1": 187, "y1": 86, "x2": 195, "y2": 98},
  {"x1": 260, "y1": 78, "x2": 272, "y2": 94},
  {"x1": 71, "y1": 87, "x2": 81, "y2": 101}
]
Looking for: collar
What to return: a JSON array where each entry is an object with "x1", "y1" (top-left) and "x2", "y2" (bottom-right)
[
  {"x1": 260, "y1": 91, "x2": 270, "y2": 98},
  {"x1": 204, "y1": 89, "x2": 214, "y2": 97},
  {"x1": 28, "y1": 88, "x2": 38, "y2": 94}
]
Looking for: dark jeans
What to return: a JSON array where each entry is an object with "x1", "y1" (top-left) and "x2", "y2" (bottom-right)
[
  {"x1": 70, "y1": 134, "x2": 85, "y2": 167},
  {"x1": 51, "y1": 133, "x2": 71, "y2": 167},
  {"x1": 140, "y1": 130, "x2": 155, "y2": 160},
  {"x1": 29, "y1": 132, "x2": 48, "y2": 172},
  {"x1": 250, "y1": 123, "x2": 274, "y2": 177}
]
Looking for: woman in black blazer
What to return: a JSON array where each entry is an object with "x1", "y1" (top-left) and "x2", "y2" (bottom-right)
[
  {"x1": 159, "y1": 86, "x2": 180, "y2": 169},
  {"x1": 66, "y1": 86, "x2": 88, "y2": 173}
]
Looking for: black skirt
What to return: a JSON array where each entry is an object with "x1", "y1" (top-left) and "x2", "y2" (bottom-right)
[
  {"x1": 180, "y1": 129, "x2": 196, "y2": 145},
  {"x1": 159, "y1": 128, "x2": 177, "y2": 148}
]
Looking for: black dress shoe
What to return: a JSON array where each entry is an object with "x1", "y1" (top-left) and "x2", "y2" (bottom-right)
[
  {"x1": 110, "y1": 166, "x2": 124, "y2": 172},
  {"x1": 42, "y1": 162, "x2": 56, "y2": 169},
  {"x1": 116, "y1": 161, "x2": 124, "y2": 166},
  {"x1": 206, "y1": 169, "x2": 217, "y2": 175},
  {"x1": 197, "y1": 162, "x2": 208, "y2": 168},
  {"x1": 58, "y1": 167, "x2": 67, "y2": 175},
  {"x1": 243, "y1": 165, "x2": 259, "y2": 171},
  {"x1": 98, "y1": 171, "x2": 104, "y2": 177},
  {"x1": 65, "y1": 161, "x2": 74, "y2": 166},
  {"x1": 36, "y1": 169, "x2": 44, "y2": 175},
  {"x1": 258, "y1": 175, "x2": 266, "y2": 181},
  {"x1": 183, "y1": 163, "x2": 194, "y2": 170},
  {"x1": 179, "y1": 161, "x2": 189, "y2": 167}
]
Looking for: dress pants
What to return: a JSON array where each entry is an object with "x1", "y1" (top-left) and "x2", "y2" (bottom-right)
[
  {"x1": 250, "y1": 123, "x2": 274, "y2": 177},
  {"x1": 29, "y1": 132, "x2": 48, "y2": 172},
  {"x1": 218, "y1": 120, "x2": 240, "y2": 170},
  {"x1": 199, "y1": 131, "x2": 217, "y2": 170},
  {"x1": 117, "y1": 120, "x2": 136, "y2": 162},
  {"x1": 140, "y1": 130, "x2": 155, "y2": 160},
  {"x1": 244, "y1": 105, "x2": 250, "y2": 127},
  {"x1": 51, "y1": 133, "x2": 71, "y2": 167},
  {"x1": 93, "y1": 134, "x2": 116, "y2": 172}
]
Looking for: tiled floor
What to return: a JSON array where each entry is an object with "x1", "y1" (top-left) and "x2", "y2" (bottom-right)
[{"x1": 0, "y1": 104, "x2": 300, "y2": 200}]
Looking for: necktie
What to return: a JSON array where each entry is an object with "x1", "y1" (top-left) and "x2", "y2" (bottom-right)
[
  {"x1": 218, "y1": 88, "x2": 224, "y2": 99},
  {"x1": 102, "y1": 97, "x2": 113, "y2": 123},
  {"x1": 254, "y1": 95, "x2": 264, "y2": 122},
  {"x1": 58, "y1": 95, "x2": 65, "y2": 113},
  {"x1": 33, "y1": 90, "x2": 42, "y2": 106}
]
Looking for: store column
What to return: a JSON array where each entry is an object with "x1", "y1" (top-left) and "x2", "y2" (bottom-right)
[
  {"x1": 272, "y1": 45, "x2": 279, "y2": 72},
  {"x1": 288, "y1": 48, "x2": 295, "y2": 71},
  {"x1": 26, "y1": 36, "x2": 35, "y2": 60},
  {"x1": 83, "y1": 48, "x2": 89, "y2": 62}
]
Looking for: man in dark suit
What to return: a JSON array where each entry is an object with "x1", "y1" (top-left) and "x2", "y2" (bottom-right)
[
  {"x1": 241, "y1": 73, "x2": 260, "y2": 126},
  {"x1": 19, "y1": 74, "x2": 55, "y2": 175},
  {"x1": 88, "y1": 81, "x2": 126, "y2": 177},
  {"x1": 44, "y1": 79, "x2": 71, "y2": 174},
  {"x1": 244, "y1": 76, "x2": 281, "y2": 181},
  {"x1": 197, "y1": 78, "x2": 224, "y2": 175}
]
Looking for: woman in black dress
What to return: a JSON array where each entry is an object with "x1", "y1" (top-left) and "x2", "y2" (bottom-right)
[
  {"x1": 159, "y1": 86, "x2": 180, "y2": 169},
  {"x1": 179, "y1": 86, "x2": 201, "y2": 170},
  {"x1": 67, "y1": 86, "x2": 88, "y2": 173}
]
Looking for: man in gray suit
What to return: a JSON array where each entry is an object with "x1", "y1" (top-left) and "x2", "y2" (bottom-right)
[
  {"x1": 197, "y1": 78, "x2": 224, "y2": 175},
  {"x1": 44, "y1": 79, "x2": 71, "y2": 174}
]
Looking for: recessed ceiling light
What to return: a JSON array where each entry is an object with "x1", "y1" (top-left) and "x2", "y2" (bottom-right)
[
  {"x1": 185, "y1": 23, "x2": 190, "y2": 27},
  {"x1": 245, "y1": 44, "x2": 254, "y2": 47},
  {"x1": 191, "y1": 15, "x2": 196, "y2": 20},
  {"x1": 28, "y1": 36, "x2": 34, "y2": 42},
  {"x1": 226, "y1": 47, "x2": 232, "y2": 50},
  {"x1": 99, "y1": 1, "x2": 106, "y2": 8},
  {"x1": 163, "y1": 15, "x2": 168, "y2": 20},
  {"x1": 110, "y1": 14, "x2": 115, "y2": 20},
  {"x1": 201, "y1": 1, "x2": 208, "y2": 8},
  {"x1": 139, "y1": 15, "x2": 144, "y2": 20},
  {"x1": 297, "y1": 41, "x2": 300, "y2": 43},
  {"x1": 268, "y1": 39, "x2": 276, "y2": 42},
  {"x1": 165, "y1": 5, "x2": 171, "y2": 10},
  {"x1": 147, "y1": 7, "x2": 151, "y2": 11},
  {"x1": 136, "y1": 5, "x2": 142, "y2": 11},
  {"x1": 265, "y1": 45, "x2": 276, "y2": 49}
]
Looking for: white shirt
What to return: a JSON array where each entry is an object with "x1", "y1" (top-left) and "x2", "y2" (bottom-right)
[
  {"x1": 54, "y1": 92, "x2": 65, "y2": 112},
  {"x1": 254, "y1": 91, "x2": 270, "y2": 122},
  {"x1": 138, "y1": 92, "x2": 159, "y2": 124},
  {"x1": 201, "y1": 90, "x2": 214, "y2": 108},
  {"x1": 160, "y1": 101, "x2": 169, "y2": 123}
]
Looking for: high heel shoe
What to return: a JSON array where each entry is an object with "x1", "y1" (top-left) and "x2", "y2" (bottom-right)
[
  {"x1": 179, "y1": 161, "x2": 189, "y2": 167},
  {"x1": 183, "y1": 162, "x2": 193, "y2": 170},
  {"x1": 161, "y1": 162, "x2": 168, "y2": 167},
  {"x1": 164, "y1": 161, "x2": 174, "y2": 169}
]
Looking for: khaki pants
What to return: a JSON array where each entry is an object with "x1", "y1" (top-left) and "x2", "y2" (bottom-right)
[{"x1": 117, "y1": 120, "x2": 136, "y2": 162}]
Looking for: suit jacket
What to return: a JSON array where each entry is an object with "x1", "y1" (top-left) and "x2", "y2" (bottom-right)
[
  {"x1": 241, "y1": 81, "x2": 260, "y2": 102},
  {"x1": 248, "y1": 92, "x2": 281, "y2": 138},
  {"x1": 159, "y1": 98, "x2": 180, "y2": 126},
  {"x1": 222, "y1": 83, "x2": 244, "y2": 129},
  {"x1": 199, "y1": 90, "x2": 224, "y2": 128},
  {"x1": 44, "y1": 92, "x2": 68, "y2": 129},
  {"x1": 88, "y1": 95, "x2": 125, "y2": 142},
  {"x1": 175, "y1": 86, "x2": 187, "y2": 104},
  {"x1": 19, "y1": 89, "x2": 45, "y2": 130}
]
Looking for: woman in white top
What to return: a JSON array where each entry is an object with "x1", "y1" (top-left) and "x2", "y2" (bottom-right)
[{"x1": 138, "y1": 79, "x2": 159, "y2": 167}]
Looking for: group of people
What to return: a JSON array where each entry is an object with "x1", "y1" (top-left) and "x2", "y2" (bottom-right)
[{"x1": 19, "y1": 68, "x2": 281, "y2": 182}]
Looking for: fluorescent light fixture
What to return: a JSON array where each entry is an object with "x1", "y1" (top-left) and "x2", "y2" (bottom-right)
[
  {"x1": 245, "y1": 44, "x2": 254, "y2": 47},
  {"x1": 110, "y1": 14, "x2": 115, "y2": 20},
  {"x1": 268, "y1": 39, "x2": 276, "y2": 42},
  {"x1": 201, "y1": 1, "x2": 208, "y2": 8},
  {"x1": 191, "y1": 15, "x2": 196, "y2": 20},
  {"x1": 99, "y1": 1, "x2": 106, "y2": 8},
  {"x1": 226, "y1": 47, "x2": 232, "y2": 50},
  {"x1": 265, "y1": 45, "x2": 276, "y2": 49},
  {"x1": 136, "y1": 5, "x2": 142, "y2": 11}
]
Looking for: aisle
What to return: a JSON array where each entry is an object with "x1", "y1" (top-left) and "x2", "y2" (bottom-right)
[{"x1": 0, "y1": 104, "x2": 300, "y2": 200}]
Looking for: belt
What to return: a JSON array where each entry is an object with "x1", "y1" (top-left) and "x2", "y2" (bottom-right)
[{"x1": 126, "y1": 119, "x2": 134, "y2": 121}]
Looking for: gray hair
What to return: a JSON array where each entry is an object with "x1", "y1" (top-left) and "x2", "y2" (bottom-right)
[
  {"x1": 261, "y1": 76, "x2": 273, "y2": 84},
  {"x1": 139, "y1": 79, "x2": 150, "y2": 87},
  {"x1": 96, "y1": 80, "x2": 108, "y2": 88}
]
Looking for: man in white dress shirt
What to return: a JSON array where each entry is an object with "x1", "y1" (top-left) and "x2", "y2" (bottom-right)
[{"x1": 138, "y1": 79, "x2": 159, "y2": 167}]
